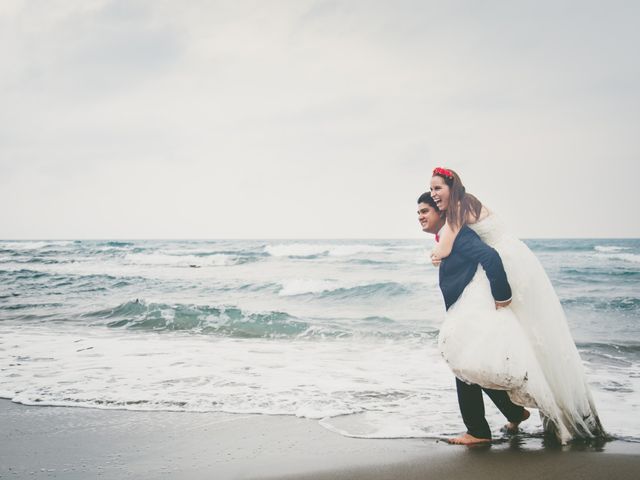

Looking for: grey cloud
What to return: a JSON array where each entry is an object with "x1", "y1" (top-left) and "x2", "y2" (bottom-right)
[{"x1": 5, "y1": 0, "x2": 184, "y2": 97}]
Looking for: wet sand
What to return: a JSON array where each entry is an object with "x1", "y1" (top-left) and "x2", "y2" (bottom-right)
[{"x1": 1, "y1": 399, "x2": 638, "y2": 479}]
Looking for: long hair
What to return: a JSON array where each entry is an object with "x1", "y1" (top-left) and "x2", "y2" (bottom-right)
[{"x1": 432, "y1": 168, "x2": 482, "y2": 229}]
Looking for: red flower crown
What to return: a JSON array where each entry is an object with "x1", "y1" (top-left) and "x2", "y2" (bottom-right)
[{"x1": 433, "y1": 167, "x2": 453, "y2": 179}]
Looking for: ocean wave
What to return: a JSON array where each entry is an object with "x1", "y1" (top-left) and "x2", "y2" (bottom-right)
[
  {"x1": 79, "y1": 300, "x2": 434, "y2": 340},
  {"x1": 85, "y1": 300, "x2": 311, "y2": 338},
  {"x1": 2, "y1": 302, "x2": 65, "y2": 311},
  {"x1": 0, "y1": 241, "x2": 74, "y2": 251},
  {"x1": 24, "y1": 257, "x2": 63, "y2": 265},
  {"x1": 0, "y1": 270, "x2": 144, "y2": 299},
  {"x1": 346, "y1": 258, "x2": 396, "y2": 266},
  {"x1": 597, "y1": 253, "x2": 640, "y2": 264},
  {"x1": 123, "y1": 252, "x2": 253, "y2": 267},
  {"x1": 594, "y1": 245, "x2": 631, "y2": 253},
  {"x1": 265, "y1": 243, "x2": 387, "y2": 258},
  {"x1": 99, "y1": 241, "x2": 134, "y2": 247},
  {"x1": 327, "y1": 245, "x2": 387, "y2": 256},
  {"x1": 577, "y1": 341, "x2": 640, "y2": 355},
  {"x1": 90, "y1": 241, "x2": 137, "y2": 252},
  {"x1": 562, "y1": 296, "x2": 640, "y2": 312},
  {"x1": 0, "y1": 253, "x2": 78, "y2": 265},
  {"x1": 523, "y1": 240, "x2": 595, "y2": 252},
  {"x1": 561, "y1": 268, "x2": 640, "y2": 278},
  {"x1": 577, "y1": 342, "x2": 639, "y2": 369},
  {"x1": 277, "y1": 279, "x2": 411, "y2": 298},
  {"x1": 158, "y1": 247, "x2": 267, "y2": 258},
  {"x1": 278, "y1": 279, "x2": 340, "y2": 296},
  {"x1": 265, "y1": 244, "x2": 329, "y2": 258},
  {"x1": 0, "y1": 269, "x2": 51, "y2": 281},
  {"x1": 319, "y1": 282, "x2": 411, "y2": 299}
]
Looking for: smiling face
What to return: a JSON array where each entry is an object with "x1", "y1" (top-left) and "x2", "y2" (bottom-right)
[
  {"x1": 417, "y1": 202, "x2": 444, "y2": 234},
  {"x1": 430, "y1": 175, "x2": 451, "y2": 211}
]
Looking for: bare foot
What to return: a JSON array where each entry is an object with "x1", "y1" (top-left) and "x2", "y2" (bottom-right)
[
  {"x1": 448, "y1": 433, "x2": 491, "y2": 445},
  {"x1": 505, "y1": 408, "x2": 530, "y2": 433}
]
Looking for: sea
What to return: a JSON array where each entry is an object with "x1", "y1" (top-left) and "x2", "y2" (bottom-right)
[{"x1": 0, "y1": 238, "x2": 638, "y2": 443}]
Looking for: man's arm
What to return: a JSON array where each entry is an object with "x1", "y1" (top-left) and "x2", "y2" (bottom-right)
[{"x1": 455, "y1": 229, "x2": 512, "y2": 306}]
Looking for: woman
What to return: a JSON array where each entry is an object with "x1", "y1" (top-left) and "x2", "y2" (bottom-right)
[{"x1": 431, "y1": 167, "x2": 604, "y2": 443}]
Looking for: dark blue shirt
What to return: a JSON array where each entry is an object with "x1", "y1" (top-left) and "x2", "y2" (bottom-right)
[{"x1": 439, "y1": 226, "x2": 512, "y2": 311}]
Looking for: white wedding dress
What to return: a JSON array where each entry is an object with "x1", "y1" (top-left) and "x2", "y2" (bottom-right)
[{"x1": 438, "y1": 214, "x2": 604, "y2": 443}]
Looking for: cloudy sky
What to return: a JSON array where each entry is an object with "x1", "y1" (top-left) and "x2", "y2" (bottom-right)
[{"x1": 1, "y1": 0, "x2": 638, "y2": 239}]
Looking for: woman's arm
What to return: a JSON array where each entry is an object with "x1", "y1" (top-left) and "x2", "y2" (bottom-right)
[
  {"x1": 432, "y1": 220, "x2": 460, "y2": 260},
  {"x1": 431, "y1": 205, "x2": 489, "y2": 264}
]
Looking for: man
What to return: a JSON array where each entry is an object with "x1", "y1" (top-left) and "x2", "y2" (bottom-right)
[{"x1": 417, "y1": 192, "x2": 529, "y2": 445}]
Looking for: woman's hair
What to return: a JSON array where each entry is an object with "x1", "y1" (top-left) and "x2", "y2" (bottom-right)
[{"x1": 432, "y1": 167, "x2": 482, "y2": 229}]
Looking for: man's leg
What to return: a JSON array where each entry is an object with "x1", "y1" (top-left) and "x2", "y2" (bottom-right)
[
  {"x1": 450, "y1": 377, "x2": 492, "y2": 444},
  {"x1": 483, "y1": 388, "x2": 530, "y2": 431}
]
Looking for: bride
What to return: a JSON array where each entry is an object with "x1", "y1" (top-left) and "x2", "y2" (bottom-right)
[{"x1": 430, "y1": 167, "x2": 604, "y2": 444}]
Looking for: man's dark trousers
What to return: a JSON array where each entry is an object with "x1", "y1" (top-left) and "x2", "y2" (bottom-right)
[{"x1": 456, "y1": 377, "x2": 525, "y2": 439}]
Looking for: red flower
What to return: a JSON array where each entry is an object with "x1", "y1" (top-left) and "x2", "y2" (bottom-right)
[{"x1": 433, "y1": 167, "x2": 453, "y2": 178}]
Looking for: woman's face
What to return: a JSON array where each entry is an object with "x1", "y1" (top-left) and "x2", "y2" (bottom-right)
[{"x1": 430, "y1": 175, "x2": 451, "y2": 211}]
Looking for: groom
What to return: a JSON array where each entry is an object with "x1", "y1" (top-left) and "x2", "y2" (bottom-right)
[{"x1": 417, "y1": 192, "x2": 529, "y2": 445}]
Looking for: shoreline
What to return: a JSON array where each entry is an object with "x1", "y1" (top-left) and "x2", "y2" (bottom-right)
[{"x1": 2, "y1": 399, "x2": 639, "y2": 479}]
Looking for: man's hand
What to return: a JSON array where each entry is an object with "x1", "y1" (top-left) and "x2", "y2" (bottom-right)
[
  {"x1": 495, "y1": 298, "x2": 512, "y2": 309},
  {"x1": 431, "y1": 252, "x2": 441, "y2": 267}
]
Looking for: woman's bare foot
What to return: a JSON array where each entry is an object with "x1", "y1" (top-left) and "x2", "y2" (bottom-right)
[
  {"x1": 505, "y1": 408, "x2": 530, "y2": 433},
  {"x1": 448, "y1": 433, "x2": 491, "y2": 445}
]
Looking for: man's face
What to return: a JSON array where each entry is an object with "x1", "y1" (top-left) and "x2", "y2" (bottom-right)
[{"x1": 417, "y1": 202, "x2": 443, "y2": 234}]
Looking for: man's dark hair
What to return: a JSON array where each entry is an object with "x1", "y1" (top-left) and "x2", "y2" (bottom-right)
[{"x1": 417, "y1": 191, "x2": 439, "y2": 211}]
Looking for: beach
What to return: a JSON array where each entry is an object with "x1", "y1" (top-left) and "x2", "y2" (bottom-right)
[
  {"x1": 1, "y1": 399, "x2": 639, "y2": 480},
  {"x1": 1, "y1": 239, "x2": 639, "y2": 478},
  {"x1": 4, "y1": 0, "x2": 640, "y2": 476}
]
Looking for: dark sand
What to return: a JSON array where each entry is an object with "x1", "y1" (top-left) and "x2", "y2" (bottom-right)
[{"x1": 1, "y1": 399, "x2": 638, "y2": 479}]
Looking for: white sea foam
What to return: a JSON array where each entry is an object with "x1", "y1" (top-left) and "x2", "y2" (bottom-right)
[
  {"x1": 0, "y1": 325, "x2": 454, "y2": 427},
  {"x1": 594, "y1": 246, "x2": 630, "y2": 253},
  {"x1": 2, "y1": 322, "x2": 635, "y2": 441},
  {"x1": 613, "y1": 253, "x2": 640, "y2": 263}
]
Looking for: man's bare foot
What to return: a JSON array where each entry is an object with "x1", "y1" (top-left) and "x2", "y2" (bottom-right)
[
  {"x1": 505, "y1": 408, "x2": 531, "y2": 433},
  {"x1": 448, "y1": 433, "x2": 491, "y2": 445}
]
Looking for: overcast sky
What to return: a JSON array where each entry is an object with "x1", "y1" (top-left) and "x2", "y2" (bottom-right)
[{"x1": 1, "y1": 0, "x2": 638, "y2": 239}]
